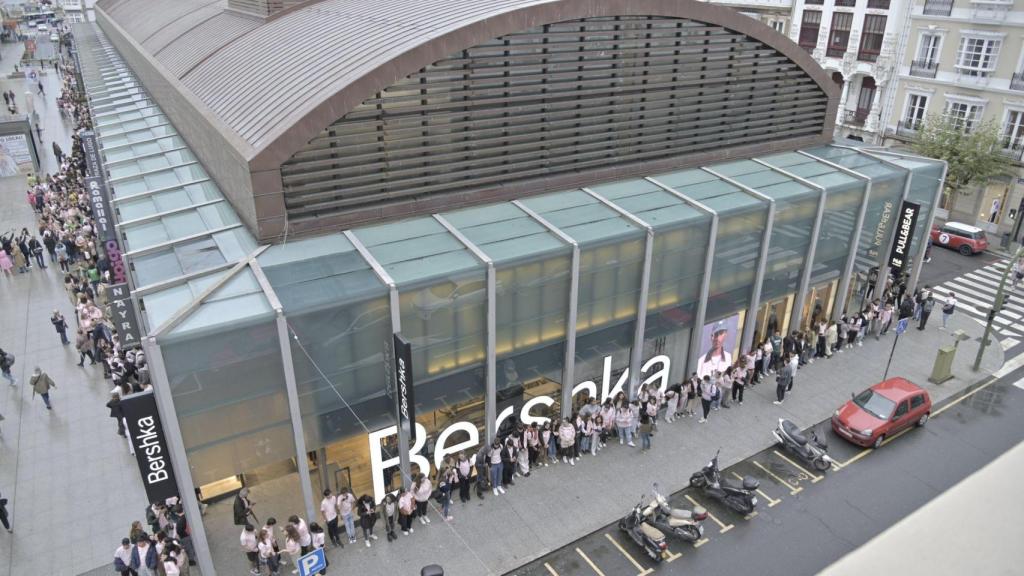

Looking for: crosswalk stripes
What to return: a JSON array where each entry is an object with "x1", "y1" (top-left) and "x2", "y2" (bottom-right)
[{"x1": 932, "y1": 258, "x2": 1024, "y2": 344}]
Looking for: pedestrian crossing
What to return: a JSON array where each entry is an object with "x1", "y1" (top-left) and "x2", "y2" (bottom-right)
[{"x1": 931, "y1": 259, "x2": 1023, "y2": 351}]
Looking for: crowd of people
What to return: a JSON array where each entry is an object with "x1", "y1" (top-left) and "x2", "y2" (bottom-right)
[{"x1": 114, "y1": 499, "x2": 198, "y2": 576}]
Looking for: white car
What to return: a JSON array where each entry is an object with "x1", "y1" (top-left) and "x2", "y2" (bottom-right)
[
  {"x1": 37, "y1": 24, "x2": 48, "y2": 33},
  {"x1": 49, "y1": 33, "x2": 59, "y2": 42}
]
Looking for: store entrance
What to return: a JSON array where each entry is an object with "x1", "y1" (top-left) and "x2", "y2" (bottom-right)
[
  {"x1": 754, "y1": 295, "x2": 793, "y2": 344},
  {"x1": 801, "y1": 280, "x2": 837, "y2": 331}
]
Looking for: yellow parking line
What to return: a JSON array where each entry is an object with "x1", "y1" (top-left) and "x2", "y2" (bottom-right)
[
  {"x1": 752, "y1": 460, "x2": 803, "y2": 495},
  {"x1": 603, "y1": 533, "x2": 654, "y2": 576},
  {"x1": 732, "y1": 472, "x2": 781, "y2": 507},
  {"x1": 664, "y1": 547, "x2": 683, "y2": 563},
  {"x1": 772, "y1": 450, "x2": 823, "y2": 483},
  {"x1": 880, "y1": 427, "x2": 913, "y2": 447},
  {"x1": 685, "y1": 495, "x2": 734, "y2": 533},
  {"x1": 544, "y1": 562, "x2": 560, "y2": 576},
  {"x1": 576, "y1": 548, "x2": 607, "y2": 576},
  {"x1": 744, "y1": 510, "x2": 758, "y2": 520},
  {"x1": 933, "y1": 377, "x2": 997, "y2": 417},
  {"x1": 836, "y1": 448, "x2": 873, "y2": 468},
  {"x1": 693, "y1": 537, "x2": 710, "y2": 547}
]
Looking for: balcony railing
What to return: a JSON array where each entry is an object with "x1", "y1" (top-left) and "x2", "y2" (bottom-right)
[
  {"x1": 835, "y1": 0, "x2": 856, "y2": 6},
  {"x1": 922, "y1": 0, "x2": 954, "y2": 15},
  {"x1": 867, "y1": 0, "x2": 890, "y2": 7},
  {"x1": 895, "y1": 119, "x2": 923, "y2": 138},
  {"x1": 805, "y1": 0, "x2": 824, "y2": 4},
  {"x1": 909, "y1": 59, "x2": 939, "y2": 78},
  {"x1": 826, "y1": 46, "x2": 847, "y2": 58},
  {"x1": 998, "y1": 144, "x2": 1024, "y2": 162},
  {"x1": 844, "y1": 109, "x2": 870, "y2": 126},
  {"x1": 1012, "y1": 72, "x2": 1024, "y2": 91}
]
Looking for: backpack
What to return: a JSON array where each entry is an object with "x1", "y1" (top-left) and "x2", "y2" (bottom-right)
[{"x1": 4, "y1": 353, "x2": 14, "y2": 366}]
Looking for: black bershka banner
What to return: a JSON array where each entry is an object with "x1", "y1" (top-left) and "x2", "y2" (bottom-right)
[
  {"x1": 887, "y1": 200, "x2": 921, "y2": 273},
  {"x1": 121, "y1": 390, "x2": 180, "y2": 504},
  {"x1": 393, "y1": 333, "x2": 416, "y2": 443}
]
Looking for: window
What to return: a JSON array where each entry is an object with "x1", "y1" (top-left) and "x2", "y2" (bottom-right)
[
  {"x1": 903, "y1": 93, "x2": 928, "y2": 129},
  {"x1": 917, "y1": 33, "x2": 941, "y2": 65},
  {"x1": 799, "y1": 11, "x2": 822, "y2": 50},
  {"x1": 867, "y1": 0, "x2": 890, "y2": 7},
  {"x1": 910, "y1": 395, "x2": 926, "y2": 409},
  {"x1": 893, "y1": 400, "x2": 909, "y2": 419},
  {"x1": 835, "y1": 0, "x2": 856, "y2": 6},
  {"x1": 956, "y1": 36, "x2": 1002, "y2": 77},
  {"x1": 1003, "y1": 109, "x2": 1024, "y2": 150},
  {"x1": 945, "y1": 100, "x2": 984, "y2": 132},
  {"x1": 858, "y1": 15, "x2": 887, "y2": 62},
  {"x1": 826, "y1": 12, "x2": 854, "y2": 57},
  {"x1": 771, "y1": 20, "x2": 786, "y2": 33}
]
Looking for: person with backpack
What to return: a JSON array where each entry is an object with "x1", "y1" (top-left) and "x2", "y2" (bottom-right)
[
  {"x1": 50, "y1": 310, "x2": 69, "y2": 345},
  {"x1": 941, "y1": 292, "x2": 957, "y2": 329},
  {"x1": 918, "y1": 294, "x2": 935, "y2": 330}
]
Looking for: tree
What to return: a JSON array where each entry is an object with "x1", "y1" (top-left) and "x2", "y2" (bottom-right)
[{"x1": 910, "y1": 114, "x2": 1012, "y2": 211}]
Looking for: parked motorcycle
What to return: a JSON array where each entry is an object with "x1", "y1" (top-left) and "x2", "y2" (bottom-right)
[
  {"x1": 641, "y1": 483, "x2": 706, "y2": 542},
  {"x1": 618, "y1": 497, "x2": 670, "y2": 562},
  {"x1": 689, "y1": 449, "x2": 759, "y2": 514},
  {"x1": 772, "y1": 418, "x2": 833, "y2": 471}
]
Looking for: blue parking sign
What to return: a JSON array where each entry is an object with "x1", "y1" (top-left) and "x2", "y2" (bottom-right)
[
  {"x1": 895, "y1": 317, "x2": 909, "y2": 335},
  {"x1": 297, "y1": 548, "x2": 326, "y2": 576}
]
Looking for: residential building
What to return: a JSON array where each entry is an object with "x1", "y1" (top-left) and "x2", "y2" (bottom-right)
[
  {"x1": 883, "y1": 0, "x2": 1024, "y2": 239},
  {"x1": 704, "y1": 0, "x2": 795, "y2": 33},
  {"x1": 789, "y1": 0, "x2": 912, "y2": 144},
  {"x1": 59, "y1": 0, "x2": 95, "y2": 23}
]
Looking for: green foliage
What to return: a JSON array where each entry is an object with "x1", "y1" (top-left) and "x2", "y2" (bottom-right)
[{"x1": 910, "y1": 114, "x2": 1011, "y2": 194}]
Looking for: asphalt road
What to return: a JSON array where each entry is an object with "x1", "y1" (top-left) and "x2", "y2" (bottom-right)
[
  {"x1": 508, "y1": 373, "x2": 1024, "y2": 576},
  {"x1": 917, "y1": 244, "x2": 999, "y2": 291}
]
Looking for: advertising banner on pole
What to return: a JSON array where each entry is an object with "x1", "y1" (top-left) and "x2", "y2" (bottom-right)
[
  {"x1": 393, "y1": 333, "x2": 416, "y2": 443},
  {"x1": 887, "y1": 200, "x2": 921, "y2": 273},
  {"x1": 696, "y1": 313, "x2": 740, "y2": 379},
  {"x1": 121, "y1": 390, "x2": 180, "y2": 504}
]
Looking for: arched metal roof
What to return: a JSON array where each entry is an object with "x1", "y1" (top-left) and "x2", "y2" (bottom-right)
[{"x1": 96, "y1": 0, "x2": 837, "y2": 171}]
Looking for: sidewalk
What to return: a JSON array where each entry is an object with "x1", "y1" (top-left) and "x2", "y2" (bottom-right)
[
  {"x1": 200, "y1": 312, "x2": 1004, "y2": 575},
  {"x1": 0, "y1": 41, "x2": 149, "y2": 576}
]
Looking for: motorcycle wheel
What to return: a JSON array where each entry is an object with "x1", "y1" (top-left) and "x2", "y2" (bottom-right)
[
  {"x1": 813, "y1": 456, "x2": 832, "y2": 472},
  {"x1": 683, "y1": 525, "x2": 702, "y2": 542},
  {"x1": 729, "y1": 496, "x2": 754, "y2": 515},
  {"x1": 689, "y1": 473, "x2": 706, "y2": 489},
  {"x1": 618, "y1": 519, "x2": 628, "y2": 532}
]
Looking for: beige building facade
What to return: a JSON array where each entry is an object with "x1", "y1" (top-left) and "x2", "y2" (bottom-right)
[{"x1": 884, "y1": 0, "x2": 1024, "y2": 241}]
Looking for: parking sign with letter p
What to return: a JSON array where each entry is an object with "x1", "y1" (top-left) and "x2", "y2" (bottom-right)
[{"x1": 297, "y1": 548, "x2": 326, "y2": 576}]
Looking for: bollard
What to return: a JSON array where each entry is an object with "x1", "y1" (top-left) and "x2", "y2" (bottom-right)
[{"x1": 421, "y1": 565, "x2": 444, "y2": 576}]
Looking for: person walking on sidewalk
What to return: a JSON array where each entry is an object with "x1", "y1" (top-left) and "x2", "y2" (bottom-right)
[
  {"x1": 29, "y1": 366, "x2": 55, "y2": 409},
  {"x1": 51, "y1": 309, "x2": 69, "y2": 345},
  {"x1": 941, "y1": 292, "x2": 957, "y2": 329},
  {"x1": 917, "y1": 296, "x2": 934, "y2": 331},
  {"x1": 75, "y1": 328, "x2": 95, "y2": 366},
  {"x1": 319, "y1": 489, "x2": 341, "y2": 547},
  {"x1": 0, "y1": 494, "x2": 10, "y2": 533},
  {"x1": 113, "y1": 538, "x2": 134, "y2": 576},
  {"x1": 106, "y1": 391, "x2": 126, "y2": 436},
  {"x1": 774, "y1": 355, "x2": 793, "y2": 405},
  {"x1": 0, "y1": 348, "x2": 14, "y2": 384}
]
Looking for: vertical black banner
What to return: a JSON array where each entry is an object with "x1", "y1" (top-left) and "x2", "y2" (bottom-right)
[
  {"x1": 80, "y1": 130, "x2": 103, "y2": 179},
  {"x1": 121, "y1": 391, "x2": 180, "y2": 504},
  {"x1": 887, "y1": 200, "x2": 921, "y2": 273},
  {"x1": 107, "y1": 283, "x2": 142, "y2": 345},
  {"x1": 393, "y1": 334, "x2": 416, "y2": 443}
]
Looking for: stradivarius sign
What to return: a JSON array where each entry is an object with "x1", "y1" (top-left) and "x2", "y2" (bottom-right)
[{"x1": 369, "y1": 353, "x2": 672, "y2": 502}]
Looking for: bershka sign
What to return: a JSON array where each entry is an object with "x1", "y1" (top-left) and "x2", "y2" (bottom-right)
[
  {"x1": 870, "y1": 200, "x2": 895, "y2": 258},
  {"x1": 121, "y1": 390, "x2": 179, "y2": 504},
  {"x1": 369, "y1": 353, "x2": 671, "y2": 502},
  {"x1": 393, "y1": 334, "x2": 415, "y2": 444},
  {"x1": 887, "y1": 200, "x2": 921, "y2": 273},
  {"x1": 85, "y1": 176, "x2": 127, "y2": 284},
  {"x1": 106, "y1": 283, "x2": 142, "y2": 345}
]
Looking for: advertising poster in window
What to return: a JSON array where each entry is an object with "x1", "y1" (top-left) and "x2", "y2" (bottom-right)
[
  {"x1": 696, "y1": 313, "x2": 740, "y2": 379},
  {"x1": 0, "y1": 134, "x2": 33, "y2": 176}
]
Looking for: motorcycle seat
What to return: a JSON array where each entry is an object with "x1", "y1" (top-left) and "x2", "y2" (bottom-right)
[
  {"x1": 668, "y1": 508, "x2": 694, "y2": 520},
  {"x1": 782, "y1": 420, "x2": 807, "y2": 446},
  {"x1": 639, "y1": 522, "x2": 664, "y2": 541}
]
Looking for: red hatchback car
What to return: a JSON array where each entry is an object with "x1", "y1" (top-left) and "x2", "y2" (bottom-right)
[{"x1": 831, "y1": 378, "x2": 932, "y2": 449}]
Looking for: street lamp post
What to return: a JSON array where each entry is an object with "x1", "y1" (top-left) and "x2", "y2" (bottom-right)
[{"x1": 972, "y1": 245, "x2": 1024, "y2": 371}]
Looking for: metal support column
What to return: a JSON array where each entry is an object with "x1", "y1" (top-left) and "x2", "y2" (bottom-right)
[
  {"x1": 702, "y1": 168, "x2": 776, "y2": 352},
  {"x1": 344, "y1": 230, "x2": 412, "y2": 490},
  {"x1": 252, "y1": 258, "x2": 317, "y2": 524},
  {"x1": 753, "y1": 159, "x2": 828, "y2": 332},
  {"x1": 144, "y1": 338, "x2": 217, "y2": 576},
  {"x1": 860, "y1": 150, "x2": 913, "y2": 326},
  {"x1": 514, "y1": 200, "x2": 580, "y2": 417},
  {"x1": 434, "y1": 215, "x2": 497, "y2": 444},
  {"x1": 645, "y1": 177, "x2": 720, "y2": 375},
  {"x1": 583, "y1": 188, "x2": 654, "y2": 400},
  {"x1": 798, "y1": 150, "x2": 873, "y2": 320}
]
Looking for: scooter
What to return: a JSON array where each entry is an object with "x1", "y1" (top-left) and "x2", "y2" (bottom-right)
[
  {"x1": 689, "y1": 449, "x2": 759, "y2": 514},
  {"x1": 618, "y1": 497, "x2": 670, "y2": 563},
  {"x1": 772, "y1": 418, "x2": 834, "y2": 471},
  {"x1": 641, "y1": 483, "x2": 706, "y2": 542}
]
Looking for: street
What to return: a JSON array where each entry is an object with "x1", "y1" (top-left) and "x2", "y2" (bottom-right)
[{"x1": 509, "y1": 373, "x2": 1024, "y2": 576}]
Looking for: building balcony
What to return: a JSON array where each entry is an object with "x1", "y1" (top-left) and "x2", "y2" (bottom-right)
[
  {"x1": 922, "y1": 0, "x2": 953, "y2": 16},
  {"x1": 844, "y1": 109, "x2": 871, "y2": 126},
  {"x1": 867, "y1": 0, "x2": 891, "y2": 7},
  {"x1": 835, "y1": 0, "x2": 856, "y2": 6},
  {"x1": 805, "y1": 0, "x2": 824, "y2": 4},
  {"x1": 909, "y1": 59, "x2": 939, "y2": 78},
  {"x1": 826, "y1": 46, "x2": 847, "y2": 58},
  {"x1": 998, "y1": 144, "x2": 1024, "y2": 162},
  {"x1": 1011, "y1": 72, "x2": 1024, "y2": 91},
  {"x1": 894, "y1": 119, "x2": 923, "y2": 139}
]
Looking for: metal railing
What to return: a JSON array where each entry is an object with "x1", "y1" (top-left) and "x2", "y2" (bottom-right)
[
  {"x1": 922, "y1": 0, "x2": 953, "y2": 16},
  {"x1": 835, "y1": 0, "x2": 856, "y2": 6},
  {"x1": 998, "y1": 143, "x2": 1024, "y2": 162},
  {"x1": 867, "y1": 0, "x2": 890, "y2": 7},
  {"x1": 894, "y1": 119, "x2": 922, "y2": 138},
  {"x1": 909, "y1": 59, "x2": 939, "y2": 78},
  {"x1": 826, "y1": 46, "x2": 847, "y2": 58},
  {"x1": 1012, "y1": 72, "x2": 1024, "y2": 91},
  {"x1": 844, "y1": 109, "x2": 870, "y2": 126}
]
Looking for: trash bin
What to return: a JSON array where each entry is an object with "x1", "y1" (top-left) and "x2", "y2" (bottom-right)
[
  {"x1": 421, "y1": 565, "x2": 444, "y2": 576},
  {"x1": 1002, "y1": 232, "x2": 1011, "y2": 249},
  {"x1": 928, "y1": 345, "x2": 956, "y2": 385}
]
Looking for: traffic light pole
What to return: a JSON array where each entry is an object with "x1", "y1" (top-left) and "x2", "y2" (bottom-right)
[{"x1": 973, "y1": 246, "x2": 1024, "y2": 371}]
